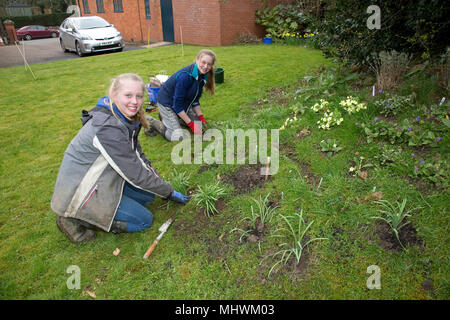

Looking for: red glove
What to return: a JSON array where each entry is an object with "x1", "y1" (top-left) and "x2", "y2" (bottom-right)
[
  {"x1": 187, "y1": 121, "x2": 201, "y2": 133},
  {"x1": 198, "y1": 114, "x2": 207, "y2": 124}
]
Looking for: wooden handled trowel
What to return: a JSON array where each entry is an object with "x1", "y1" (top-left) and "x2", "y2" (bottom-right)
[{"x1": 143, "y1": 215, "x2": 175, "y2": 259}]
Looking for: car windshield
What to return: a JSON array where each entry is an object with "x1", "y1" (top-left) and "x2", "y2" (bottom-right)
[{"x1": 74, "y1": 18, "x2": 110, "y2": 30}]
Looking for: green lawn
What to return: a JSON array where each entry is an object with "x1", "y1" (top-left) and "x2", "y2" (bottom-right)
[{"x1": 0, "y1": 44, "x2": 448, "y2": 300}]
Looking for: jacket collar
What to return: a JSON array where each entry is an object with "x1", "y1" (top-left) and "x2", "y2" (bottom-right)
[
  {"x1": 191, "y1": 63, "x2": 208, "y2": 83},
  {"x1": 96, "y1": 96, "x2": 141, "y2": 127}
]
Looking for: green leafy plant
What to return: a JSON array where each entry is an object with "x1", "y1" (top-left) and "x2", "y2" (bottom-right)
[
  {"x1": 316, "y1": 108, "x2": 344, "y2": 130},
  {"x1": 374, "y1": 95, "x2": 413, "y2": 117},
  {"x1": 319, "y1": 139, "x2": 343, "y2": 157},
  {"x1": 246, "y1": 193, "x2": 278, "y2": 228},
  {"x1": 349, "y1": 154, "x2": 373, "y2": 178},
  {"x1": 191, "y1": 182, "x2": 227, "y2": 217},
  {"x1": 411, "y1": 155, "x2": 449, "y2": 187},
  {"x1": 266, "y1": 210, "x2": 327, "y2": 278},
  {"x1": 339, "y1": 96, "x2": 367, "y2": 114},
  {"x1": 371, "y1": 198, "x2": 419, "y2": 248},
  {"x1": 231, "y1": 193, "x2": 278, "y2": 242},
  {"x1": 255, "y1": 4, "x2": 312, "y2": 39},
  {"x1": 168, "y1": 169, "x2": 191, "y2": 195}
]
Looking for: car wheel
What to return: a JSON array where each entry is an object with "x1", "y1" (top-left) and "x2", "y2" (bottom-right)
[
  {"x1": 60, "y1": 39, "x2": 68, "y2": 52},
  {"x1": 51, "y1": 32, "x2": 58, "y2": 38},
  {"x1": 25, "y1": 34, "x2": 32, "y2": 40},
  {"x1": 75, "y1": 41, "x2": 84, "y2": 57}
]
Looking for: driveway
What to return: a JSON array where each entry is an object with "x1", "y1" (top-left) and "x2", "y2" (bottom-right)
[{"x1": 0, "y1": 38, "x2": 147, "y2": 68}]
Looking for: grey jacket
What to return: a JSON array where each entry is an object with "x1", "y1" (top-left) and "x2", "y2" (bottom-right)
[{"x1": 51, "y1": 99, "x2": 174, "y2": 231}]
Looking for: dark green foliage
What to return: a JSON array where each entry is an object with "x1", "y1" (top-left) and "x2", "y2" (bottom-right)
[
  {"x1": 1, "y1": 13, "x2": 71, "y2": 28},
  {"x1": 312, "y1": 0, "x2": 449, "y2": 65},
  {"x1": 255, "y1": 4, "x2": 315, "y2": 38}
]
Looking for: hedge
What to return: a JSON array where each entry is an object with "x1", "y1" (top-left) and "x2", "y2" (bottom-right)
[{"x1": 1, "y1": 13, "x2": 71, "y2": 29}]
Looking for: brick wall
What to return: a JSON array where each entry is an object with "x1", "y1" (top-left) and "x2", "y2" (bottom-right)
[
  {"x1": 79, "y1": 0, "x2": 287, "y2": 45},
  {"x1": 79, "y1": 0, "x2": 163, "y2": 43},
  {"x1": 172, "y1": 0, "x2": 221, "y2": 46}
]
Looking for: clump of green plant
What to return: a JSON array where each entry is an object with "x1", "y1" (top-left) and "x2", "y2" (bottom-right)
[
  {"x1": 266, "y1": 210, "x2": 327, "y2": 277},
  {"x1": 374, "y1": 95, "x2": 413, "y2": 117},
  {"x1": 349, "y1": 154, "x2": 373, "y2": 178},
  {"x1": 246, "y1": 193, "x2": 278, "y2": 227},
  {"x1": 168, "y1": 169, "x2": 192, "y2": 194},
  {"x1": 255, "y1": 4, "x2": 312, "y2": 39},
  {"x1": 191, "y1": 182, "x2": 227, "y2": 217},
  {"x1": 361, "y1": 116, "x2": 444, "y2": 148},
  {"x1": 371, "y1": 198, "x2": 419, "y2": 249},
  {"x1": 411, "y1": 154, "x2": 449, "y2": 187},
  {"x1": 231, "y1": 194, "x2": 278, "y2": 242},
  {"x1": 319, "y1": 138, "x2": 343, "y2": 157}
]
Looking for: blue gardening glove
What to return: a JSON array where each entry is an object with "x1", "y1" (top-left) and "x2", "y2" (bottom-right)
[{"x1": 169, "y1": 190, "x2": 190, "y2": 204}]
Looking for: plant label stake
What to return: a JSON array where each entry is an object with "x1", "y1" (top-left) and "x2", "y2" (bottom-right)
[
  {"x1": 265, "y1": 157, "x2": 271, "y2": 181},
  {"x1": 143, "y1": 215, "x2": 175, "y2": 259}
]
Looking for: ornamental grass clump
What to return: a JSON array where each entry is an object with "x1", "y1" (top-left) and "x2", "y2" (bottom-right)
[
  {"x1": 368, "y1": 50, "x2": 412, "y2": 90},
  {"x1": 231, "y1": 193, "x2": 278, "y2": 242},
  {"x1": 191, "y1": 182, "x2": 227, "y2": 217},
  {"x1": 266, "y1": 210, "x2": 327, "y2": 277},
  {"x1": 168, "y1": 169, "x2": 191, "y2": 195},
  {"x1": 371, "y1": 198, "x2": 419, "y2": 248}
]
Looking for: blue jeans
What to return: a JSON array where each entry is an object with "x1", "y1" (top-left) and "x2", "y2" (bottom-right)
[{"x1": 114, "y1": 183, "x2": 155, "y2": 232}]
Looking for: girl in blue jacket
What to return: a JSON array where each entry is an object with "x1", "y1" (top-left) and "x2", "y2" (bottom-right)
[{"x1": 145, "y1": 49, "x2": 216, "y2": 141}]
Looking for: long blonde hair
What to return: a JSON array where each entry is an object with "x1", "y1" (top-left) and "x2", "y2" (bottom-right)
[
  {"x1": 108, "y1": 73, "x2": 150, "y2": 130},
  {"x1": 196, "y1": 49, "x2": 216, "y2": 95}
]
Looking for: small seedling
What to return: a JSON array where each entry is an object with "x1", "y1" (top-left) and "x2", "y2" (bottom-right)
[
  {"x1": 349, "y1": 155, "x2": 373, "y2": 178},
  {"x1": 371, "y1": 198, "x2": 419, "y2": 248},
  {"x1": 319, "y1": 138, "x2": 343, "y2": 157},
  {"x1": 191, "y1": 182, "x2": 227, "y2": 217},
  {"x1": 265, "y1": 210, "x2": 327, "y2": 277}
]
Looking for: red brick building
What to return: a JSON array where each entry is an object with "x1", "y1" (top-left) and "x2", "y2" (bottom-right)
[{"x1": 75, "y1": 0, "x2": 285, "y2": 45}]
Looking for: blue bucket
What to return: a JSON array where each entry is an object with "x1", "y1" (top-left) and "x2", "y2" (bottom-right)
[
  {"x1": 145, "y1": 85, "x2": 161, "y2": 104},
  {"x1": 264, "y1": 37, "x2": 272, "y2": 44}
]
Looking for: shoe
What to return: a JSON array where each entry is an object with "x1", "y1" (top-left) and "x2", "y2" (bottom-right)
[
  {"x1": 144, "y1": 127, "x2": 157, "y2": 137},
  {"x1": 110, "y1": 220, "x2": 128, "y2": 234},
  {"x1": 146, "y1": 116, "x2": 167, "y2": 136},
  {"x1": 56, "y1": 216, "x2": 96, "y2": 243}
]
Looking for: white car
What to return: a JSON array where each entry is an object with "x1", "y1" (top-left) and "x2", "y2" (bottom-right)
[{"x1": 59, "y1": 16, "x2": 124, "y2": 57}]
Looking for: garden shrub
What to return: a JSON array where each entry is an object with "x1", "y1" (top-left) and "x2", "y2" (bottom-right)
[
  {"x1": 255, "y1": 4, "x2": 314, "y2": 38},
  {"x1": 1, "y1": 13, "x2": 71, "y2": 28},
  {"x1": 368, "y1": 50, "x2": 412, "y2": 91},
  {"x1": 311, "y1": 0, "x2": 449, "y2": 66}
]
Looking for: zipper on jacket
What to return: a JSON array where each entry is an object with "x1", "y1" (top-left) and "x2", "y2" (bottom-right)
[
  {"x1": 187, "y1": 78, "x2": 205, "y2": 114},
  {"x1": 81, "y1": 184, "x2": 98, "y2": 209}
]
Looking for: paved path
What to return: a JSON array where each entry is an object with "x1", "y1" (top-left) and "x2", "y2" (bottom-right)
[{"x1": 0, "y1": 38, "x2": 173, "y2": 68}]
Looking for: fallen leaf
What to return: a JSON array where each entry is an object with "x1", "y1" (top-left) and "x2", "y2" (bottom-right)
[
  {"x1": 113, "y1": 248, "x2": 120, "y2": 256},
  {"x1": 84, "y1": 290, "x2": 96, "y2": 299},
  {"x1": 359, "y1": 171, "x2": 368, "y2": 179}
]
